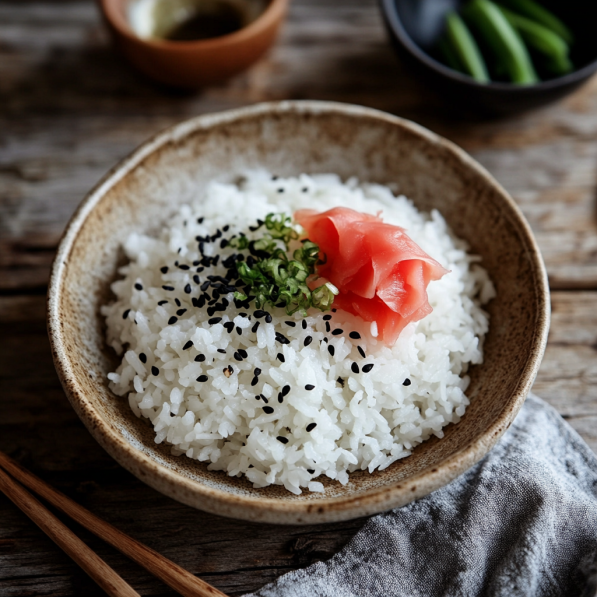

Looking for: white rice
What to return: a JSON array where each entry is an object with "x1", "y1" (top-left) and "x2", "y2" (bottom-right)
[{"x1": 102, "y1": 171, "x2": 495, "y2": 495}]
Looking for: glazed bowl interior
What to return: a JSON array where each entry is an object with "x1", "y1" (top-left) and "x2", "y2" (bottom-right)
[{"x1": 48, "y1": 102, "x2": 549, "y2": 524}]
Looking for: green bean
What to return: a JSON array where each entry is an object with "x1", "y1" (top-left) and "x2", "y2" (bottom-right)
[
  {"x1": 498, "y1": 0, "x2": 573, "y2": 44},
  {"x1": 498, "y1": 5, "x2": 571, "y2": 66},
  {"x1": 444, "y1": 11, "x2": 490, "y2": 82},
  {"x1": 462, "y1": 0, "x2": 538, "y2": 84},
  {"x1": 438, "y1": 36, "x2": 466, "y2": 74},
  {"x1": 544, "y1": 54, "x2": 574, "y2": 76}
]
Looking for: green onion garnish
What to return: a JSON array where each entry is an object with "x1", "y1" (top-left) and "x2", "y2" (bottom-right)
[{"x1": 230, "y1": 213, "x2": 338, "y2": 316}]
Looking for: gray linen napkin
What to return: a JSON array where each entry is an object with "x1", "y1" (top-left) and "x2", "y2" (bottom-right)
[{"x1": 246, "y1": 394, "x2": 597, "y2": 597}]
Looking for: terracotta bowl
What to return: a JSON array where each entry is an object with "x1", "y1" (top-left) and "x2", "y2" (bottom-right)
[
  {"x1": 48, "y1": 101, "x2": 549, "y2": 524},
  {"x1": 98, "y1": 0, "x2": 288, "y2": 87}
]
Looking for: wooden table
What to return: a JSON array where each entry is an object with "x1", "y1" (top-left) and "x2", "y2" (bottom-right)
[{"x1": 1, "y1": 0, "x2": 596, "y2": 594}]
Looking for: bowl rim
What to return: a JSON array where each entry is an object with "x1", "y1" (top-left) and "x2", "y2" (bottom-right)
[
  {"x1": 47, "y1": 100, "x2": 550, "y2": 524},
  {"x1": 99, "y1": 0, "x2": 288, "y2": 51},
  {"x1": 379, "y1": 0, "x2": 597, "y2": 92}
]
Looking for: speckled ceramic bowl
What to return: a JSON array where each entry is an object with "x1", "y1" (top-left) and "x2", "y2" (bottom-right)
[{"x1": 48, "y1": 101, "x2": 549, "y2": 524}]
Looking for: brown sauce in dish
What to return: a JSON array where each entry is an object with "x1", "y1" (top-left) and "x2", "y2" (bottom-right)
[{"x1": 163, "y1": 3, "x2": 245, "y2": 41}]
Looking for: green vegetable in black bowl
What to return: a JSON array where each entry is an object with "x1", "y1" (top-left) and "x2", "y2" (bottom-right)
[{"x1": 438, "y1": 0, "x2": 573, "y2": 84}]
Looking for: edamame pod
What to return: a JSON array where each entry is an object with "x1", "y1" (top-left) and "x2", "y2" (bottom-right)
[
  {"x1": 444, "y1": 11, "x2": 490, "y2": 82},
  {"x1": 462, "y1": 0, "x2": 538, "y2": 84},
  {"x1": 499, "y1": 0, "x2": 573, "y2": 44}
]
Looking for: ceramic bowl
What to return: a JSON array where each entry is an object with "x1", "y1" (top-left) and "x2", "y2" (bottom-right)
[
  {"x1": 48, "y1": 101, "x2": 549, "y2": 524},
  {"x1": 379, "y1": 0, "x2": 597, "y2": 115},
  {"x1": 98, "y1": 0, "x2": 288, "y2": 87}
]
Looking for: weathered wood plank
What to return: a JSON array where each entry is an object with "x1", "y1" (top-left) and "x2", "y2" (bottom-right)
[
  {"x1": 0, "y1": 291, "x2": 595, "y2": 595},
  {"x1": 1, "y1": 0, "x2": 597, "y2": 290}
]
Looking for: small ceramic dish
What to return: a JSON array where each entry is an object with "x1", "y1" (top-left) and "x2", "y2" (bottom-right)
[
  {"x1": 379, "y1": 0, "x2": 597, "y2": 115},
  {"x1": 48, "y1": 101, "x2": 549, "y2": 524},
  {"x1": 98, "y1": 0, "x2": 288, "y2": 87}
]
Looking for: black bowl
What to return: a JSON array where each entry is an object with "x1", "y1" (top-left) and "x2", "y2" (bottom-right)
[{"x1": 379, "y1": 0, "x2": 597, "y2": 115}]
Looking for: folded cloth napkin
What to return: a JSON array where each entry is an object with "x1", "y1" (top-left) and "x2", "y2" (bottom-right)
[{"x1": 246, "y1": 394, "x2": 597, "y2": 597}]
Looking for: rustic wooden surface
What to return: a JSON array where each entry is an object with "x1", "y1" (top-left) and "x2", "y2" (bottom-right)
[{"x1": 1, "y1": 0, "x2": 596, "y2": 595}]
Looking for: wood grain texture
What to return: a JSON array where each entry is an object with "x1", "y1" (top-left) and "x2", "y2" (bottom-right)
[{"x1": 1, "y1": 0, "x2": 596, "y2": 594}]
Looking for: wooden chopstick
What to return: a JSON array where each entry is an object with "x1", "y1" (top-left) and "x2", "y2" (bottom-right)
[
  {"x1": 0, "y1": 452, "x2": 228, "y2": 597},
  {"x1": 0, "y1": 467, "x2": 140, "y2": 597}
]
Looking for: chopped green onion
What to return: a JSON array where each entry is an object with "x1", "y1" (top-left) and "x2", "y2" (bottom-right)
[
  {"x1": 498, "y1": 0, "x2": 573, "y2": 44},
  {"x1": 444, "y1": 11, "x2": 490, "y2": 82},
  {"x1": 230, "y1": 214, "x2": 332, "y2": 316},
  {"x1": 463, "y1": 0, "x2": 538, "y2": 85}
]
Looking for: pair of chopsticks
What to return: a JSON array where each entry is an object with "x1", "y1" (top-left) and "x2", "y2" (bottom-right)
[{"x1": 0, "y1": 451, "x2": 227, "y2": 597}]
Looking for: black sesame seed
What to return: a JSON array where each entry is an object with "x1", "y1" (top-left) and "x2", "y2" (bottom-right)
[
  {"x1": 302, "y1": 320, "x2": 307, "y2": 329},
  {"x1": 282, "y1": 385, "x2": 290, "y2": 396},
  {"x1": 323, "y1": 315, "x2": 332, "y2": 321},
  {"x1": 162, "y1": 285, "x2": 174, "y2": 291},
  {"x1": 157, "y1": 300, "x2": 168, "y2": 306},
  {"x1": 151, "y1": 366, "x2": 159, "y2": 376},
  {"x1": 134, "y1": 283, "x2": 143, "y2": 291},
  {"x1": 306, "y1": 423, "x2": 317, "y2": 432},
  {"x1": 263, "y1": 406, "x2": 274, "y2": 414},
  {"x1": 276, "y1": 436, "x2": 288, "y2": 443},
  {"x1": 265, "y1": 314, "x2": 272, "y2": 324},
  {"x1": 224, "y1": 322, "x2": 234, "y2": 333},
  {"x1": 201, "y1": 281, "x2": 210, "y2": 291},
  {"x1": 362, "y1": 364, "x2": 374, "y2": 373},
  {"x1": 332, "y1": 308, "x2": 337, "y2": 312},
  {"x1": 177, "y1": 309, "x2": 187, "y2": 316},
  {"x1": 277, "y1": 353, "x2": 285, "y2": 363},
  {"x1": 217, "y1": 348, "x2": 226, "y2": 354},
  {"x1": 184, "y1": 284, "x2": 192, "y2": 294},
  {"x1": 275, "y1": 333, "x2": 290, "y2": 345},
  {"x1": 139, "y1": 353, "x2": 147, "y2": 363},
  {"x1": 254, "y1": 310, "x2": 266, "y2": 318},
  {"x1": 307, "y1": 469, "x2": 315, "y2": 474},
  {"x1": 195, "y1": 354, "x2": 206, "y2": 362},
  {"x1": 177, "y1": 248, "x2": 182, "y2": 254},
  {"x1": 193, "y1": 275, "x2": 200, "y2": 284},
  {"x1": 183, "y1": 340, "x2": 193, "y2": 351},
  {"x1": 252, "y1": 321, "x2": 260, "y2": 333},
  {"x1": 323, "y1": 337, "x2": 329, "y2": 343},
  {"x1": 325, "y1": 321, "x2": 331, "y2": 333},
  {"x1": 175, "y1": 298, "x2": 181, "y2": 307},
  {"x1": 168, "y1": 316, "x2": 178, "y2": 325},
  {"x1": 305, "y1": 384, "x2": 315, "y2": 391},
  {"x1": 212, "y1": 255, "x2": 220, "y2": 266},
  {"x1": 285, "y1": 321, "x2": 296, "y2": 327},
  {"x1": 351, "y1": 362, "x2": 360, "y2": 374},
  {"x1": 223, "y1": 225, "x2": 230, "y2": 232},
  {"x1": 236, "y1": 327, "x2": 242, "y2": 335},
  {"x1": 278, "y1": 392, "x2": 283, "y2": 403},
  {"x1": 304, "y1": 336, "x2": 313, "y2": 347},
  {"x1": 272, "y1": 175, "x2": 279, "y2": 180},
  {"x1": 238, "y1": 349, "x2": 248, "y2": 359},
  {"x1": 255, "y1": 395, "x2": 261, "y2": 400},
  {"x1": 403, "y1": 378, "x2": 412, "y2": 386},
  {"x1": 332, "y1": 329, "x2": 343, "y2": 336},
  {"x1": 260, "y1": 394, "x2": 267, "y2": 403},
  {"x1": 193, "y1": 260, "x2": 200, "y2": 266},
  {"x1": 349, "y1": 331, "x2": 361, "y2": 340},
  {"x1": 179, "y1": 264, "x2": 190, "y2": 270},
  {"x1": 328, "y1": 345, "x2": 335, "y2": 357},
  {"x1": 197, "y1": 217, "x2": 204, "y2": 224},
  {"x1": 302, "y1": 187, "x2": 309, "y2": 193},
  {"x1": 234, "y1": 352, "x2": 243, "y2": 362},
  {"x1": 254, "y1": 367, "x2": 261, "y2": 376},
  {"x1": 197, "y1": 375, "x2": 208, "y2": 382},
  {"x1": 228, "y1": 365, "x2": 233, "y2": 374},
  {"x1": 208, "y1": 317, "x2": 222, "y2": 324},
  {"x1": 160, "y1": 266, "x2": 169, "y2": 274},
  {"x1": 122, "y1": 309, "x2": 131, "y2": 320},
  {"x1": 251, "y1": 377, "x2": 259, "y2": 386},
  {"x1": 277, "y1": 188, "x2": 285, "y2": 193},
  {"x1": 358, "y1": 346, "x2": 366, "y2": 359}
]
